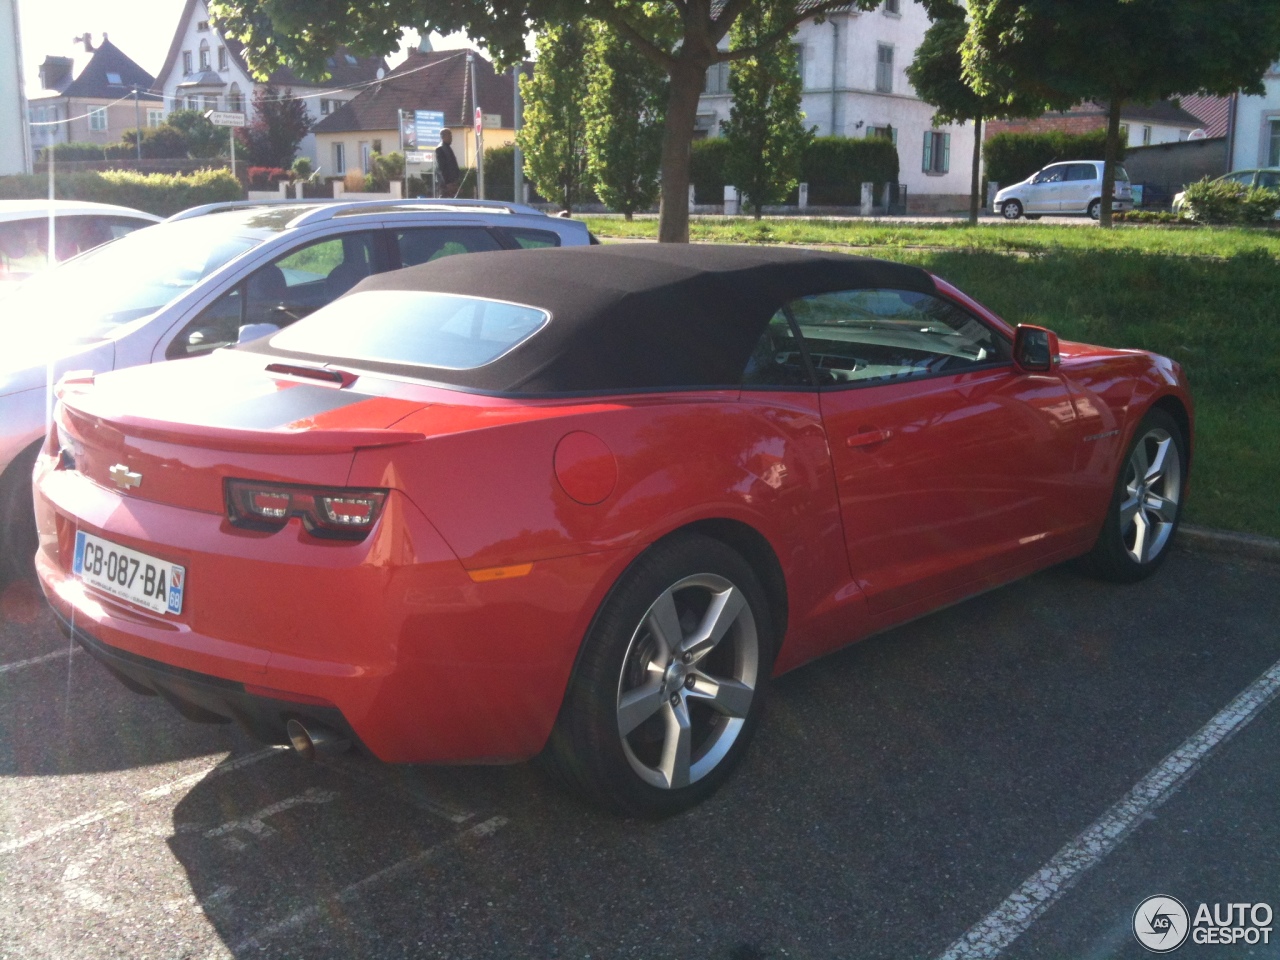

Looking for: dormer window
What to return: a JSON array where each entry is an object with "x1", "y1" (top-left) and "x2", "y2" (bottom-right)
[
  {"x1": 197, "y1": 20, "x2": 209, "y2": 31},
  {"x1": 183, "y1": 51, "x2": 192, "y2": 74},
  {"x1": 199, "y1": 40, "x2": 210, "y2": 71},
  {"x1": 105, "y1": 72, "x2": 122, "y2": 85},
  {"x1": 218, "y1": 47, "x2": 227, "y2": 70},
  {"x1": 344, "y1": 53, "x2": 358, "y2": 65}
]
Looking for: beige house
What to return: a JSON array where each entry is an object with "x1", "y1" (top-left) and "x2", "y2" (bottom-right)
[
  {"x1": 28, "y1": 36, "x2": 164, "y2": 155},
  {"x1": 312, "y1": 47, "x2": 521, "y2": 187}
]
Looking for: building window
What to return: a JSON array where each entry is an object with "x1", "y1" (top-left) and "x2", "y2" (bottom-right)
[
  {"x1": 334, "y1": 142, "x2": 346, "y2": 174},
  {"x1": 228, "y1": 84, "x2": 243, "y2": 113},
  {"x1": 876, "y1": 44, "x2": 894, "y2": 93},
  {"x1": 1269, "y1": 120, "x2": 1280, "y2": 167},
  {"x1": 147, "y1": 109, "x2": 165, "y2": 127},
  {"x1": 197, "y1": 19, "x2": 209, "y2": 31},
  {"x1": 884, "y1": 0, "x2": 901, "y2": 13},
  {"x1": 320, "y1": 98, "x2": 332, "y2": 115},
  {"x1": 704, "y1": 62, "x2": 730, "y2": 95},
  {"x1": 183, "y1": 51, "x2": 192, "y2": 75},
  {"x1": 202, "y1": 95, "x2": 217, "y2": 111},
  {"x1": 218, "y1": 47, "x2": 228, "y2": 71},
  {"x1": 359, "y1": 140, "x2": 372, "y2": 172},
  {"x1": 867, "y1": 124, "x2": 897, "y2": 144},
  {"x1": 1141, "y1": 125, "x2": 1152, "y2": 145},
  {"x1": 88, "y1": 107, "x2": 108, "y2": 132},
  {"x1": 199, "y1": 41, "x2": 210, "y2": 71},
  {"x1": 794, "y1": 44, "x2": 805, "y2": 91},
  {"x1": 1119, "y1": 122, "x2": 1129, "y2": 143},
  {"x1": 186, "y1": 96, "x2": 198, "y2": 111},
  {"x1": 922, "y1": 130, "x2": 950, "y2": 174}
]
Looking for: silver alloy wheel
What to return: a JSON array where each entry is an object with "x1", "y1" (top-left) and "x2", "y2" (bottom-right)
[
  {"x1": 616, "y1": 573, "x2": 759, "y2": 790},
  {"x1": 1002, "y1": 201, "x2": 1021, "y2": 220},
  {"x1": 1119, "y1": 425, "x2": 1181, "y2": 565},
  {"x1": 1089, "y1": 200, "x2": 1101, "y2": 220}
]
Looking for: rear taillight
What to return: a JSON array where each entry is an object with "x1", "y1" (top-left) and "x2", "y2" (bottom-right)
[{"x1": 226, "y1": 480, "x2": 387, "y2": 540}]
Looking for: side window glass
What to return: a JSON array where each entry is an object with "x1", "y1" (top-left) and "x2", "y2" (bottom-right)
[
  {"x1": 396, "y1": 227, "x2": 503, "y2": 267},
  {"x1": 741, "y1": 310, "x2": 813, "y2": 387},
  {"x1": 104, "y1": 216, "x2": 153, "y2": 240},
  {"x1": 1256, "y1": 171, "x2": 1279, "y2": 189},
  {"x1": 503, "y1": 228, "x2": 561, "y2": 249},
  {"x1": 166, "y1": 287, "x2": 243, "y2": 359},
  {"x1": 786, "y1": 289, "x2": 1009, "y2": 387},
  {"x1": 1068, "y1": 164, "x2": 1097, "y2": 181},
  {"x1": 268, "y1": 231, "x2": 379, "y2": 313}
]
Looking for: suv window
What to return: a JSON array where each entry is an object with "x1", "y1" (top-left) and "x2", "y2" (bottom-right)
[
  {"x1": 782, "y1": 289, "x2": 1009, "y2": 386},
  {"x1": 502, "y1": 228, "x2": 562, "y2": 249},
  {"x1": 395, "y1": 227, "x2": 503, "y2": 267},
  {"x1": 1035, "y1": 166, "x2": 1067, "y2": 184},
  {"x1": 167, "y1": 230, "x2": 380, "y2": 358},
  {"x1": 1067, "y1": 163, "x2": 1098, "y2": 181}
]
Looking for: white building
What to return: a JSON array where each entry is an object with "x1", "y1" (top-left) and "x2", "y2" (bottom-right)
[
  {"x1": 698, "y1": 0, "x2": 975, "y2": 207},
  {"x1": 0, "y1": 0, "x2": 31, "y2": 174},
  {"x1": 154, "y1": 0, "x2": 387, "y2": 166},
  {"x1": 1228, "y1": 62, "x2": 1280, "y2": 169}
]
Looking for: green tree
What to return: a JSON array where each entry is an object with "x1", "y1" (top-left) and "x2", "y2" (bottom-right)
[
  {"x1": 906, "y1": 1, "x2": 1043, "y2": 225},
  {"x1": 720, "y1": 1, "x2": 811, "y2": 219},
  {"x1": 517, "y1": 25, "x2": 591, "y2": 214},
  {"x1": 583, "y1": 22, "x2": 668, "y2": 220},
  {"x1": 235, "y1": 85, "x2": 313, "y2": 168},
  {"x1": 210, "y1": 0, "x2": 884, "y2": 243},
  {"x1": 120, "y1": 125, "x2": 190, "y2": 159},
  {"x1": 165, "y1": 110, "x2": 227, "y2": 158},
  {"x1": 964, "y1": 0, "x2": 1280, "y2": 226}
]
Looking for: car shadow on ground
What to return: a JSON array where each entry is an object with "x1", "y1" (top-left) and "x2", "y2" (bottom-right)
[{"x1": 162, "y1": 551, "x2": 1280, "y2": 960}]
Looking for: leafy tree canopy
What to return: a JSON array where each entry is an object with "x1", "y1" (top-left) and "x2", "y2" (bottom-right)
[
  {"x1": 517, "y1": 24, "x2": 592, "y2": 213},
  {"x1": 235, "y1": 85, "x2": 313, "y2": 168}
]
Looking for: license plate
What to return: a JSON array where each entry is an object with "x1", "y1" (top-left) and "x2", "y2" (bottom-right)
[{"x1": 73, "y1": 531, "x2": 185, "y2": 615}]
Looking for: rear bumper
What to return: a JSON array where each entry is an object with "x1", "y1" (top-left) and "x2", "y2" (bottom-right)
[{"x1": 54, "y1": 607, "x2": 359, "y2": 747}]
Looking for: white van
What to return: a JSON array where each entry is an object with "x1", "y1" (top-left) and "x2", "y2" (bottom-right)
[{"x1": 995, "y1": 161, "x2": 1133, "y2": 220}]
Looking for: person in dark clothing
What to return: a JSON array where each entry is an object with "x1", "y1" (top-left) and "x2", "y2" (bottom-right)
[{"x1": 435, "y1": 129, "x2": 461, "y2": 197}]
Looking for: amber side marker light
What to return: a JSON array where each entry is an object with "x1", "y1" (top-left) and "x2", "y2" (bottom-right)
[
  {"x1": 226, "y1": 479, "x2": 387, "y2": 540},
  {"x1": 467, "y1": 563, "x2": 534, "y2": 583}
]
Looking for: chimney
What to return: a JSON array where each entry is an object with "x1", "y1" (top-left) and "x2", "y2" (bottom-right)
[{"x1": 73, "y1": 33, "x2": 96, "y2": 53}]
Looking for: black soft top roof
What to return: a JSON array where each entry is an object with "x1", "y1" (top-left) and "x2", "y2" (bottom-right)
[{"x1": 261, "y1": 243, "x2": 938, "y2": 394}]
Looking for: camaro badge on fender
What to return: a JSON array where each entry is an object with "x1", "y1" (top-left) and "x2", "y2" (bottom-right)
[{"x1": 108, "y1": 464, "x2": 142, "y2": 490}]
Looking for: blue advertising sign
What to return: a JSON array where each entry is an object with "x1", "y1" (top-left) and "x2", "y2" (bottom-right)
[{"x1": 400, "y1": 110, "x2": 445, "y2": 151}]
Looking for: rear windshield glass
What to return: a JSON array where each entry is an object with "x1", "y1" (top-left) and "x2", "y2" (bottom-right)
[
  {"x1": 1115, "y1": 166, "x2": 1131, "y2": 182},
  {"x1": 267, "y1": 290, "x2": 549, "y2": 370}
]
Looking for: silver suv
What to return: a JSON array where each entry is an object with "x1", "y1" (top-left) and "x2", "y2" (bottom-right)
[
  {"x1": 995, "y1": 161, "x2": 1133, "y2": 220},
  {"x1": 0, "y1": 199, "x2": 591, "y2": 578}
]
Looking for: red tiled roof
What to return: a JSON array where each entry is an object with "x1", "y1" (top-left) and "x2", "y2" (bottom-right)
[{"x1": 1177, "y1": 94, "x2": 1231, "y2": 138}]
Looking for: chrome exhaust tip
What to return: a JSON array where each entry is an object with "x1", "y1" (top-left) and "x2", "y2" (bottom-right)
[{"x1": 286, "y1": 718, "x2": 349, "y2": 760}]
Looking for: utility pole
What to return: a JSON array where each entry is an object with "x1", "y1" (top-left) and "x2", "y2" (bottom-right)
[
  {"x1": 469, "y1": 52, "x2": 484, "y2": 199},
  {"x1": 133, "y1": 87, "x2": 142, "y2": 160},
  {"x1": 512, "y1": 63, "x2": 523, "y2": 204}
]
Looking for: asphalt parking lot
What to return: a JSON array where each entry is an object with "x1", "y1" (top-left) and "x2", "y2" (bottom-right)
[{"x1": 1, "y1": 545, "x2": 1277, "y2": 960}]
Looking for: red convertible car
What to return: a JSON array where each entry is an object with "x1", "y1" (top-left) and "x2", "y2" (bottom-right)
[{"x1": 33, "y1": 245, "x2": 1191, "y2": 816}]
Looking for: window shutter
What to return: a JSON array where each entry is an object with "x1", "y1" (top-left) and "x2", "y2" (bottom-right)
[
  {"x1": 942, "y1": 133, "x2": 951, "y2": 173},
  {"x1": 922, "y1": 131, "x2": 932, "y2": 172}
]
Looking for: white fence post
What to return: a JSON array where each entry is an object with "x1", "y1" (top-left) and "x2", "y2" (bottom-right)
[
  {"x1": 333, "y1": 181, "x2": 345, "y2": 198},
  {"x1": 798, "y1": 183, "x2": 809, "y2": 210},
  {"x1": 724, "y1": 185, "x2": 740, "y2": 216},
  {"x1": 860, "y1": 182, "x2": 874, "y2": 216},
  {"x1": 988, "y1": 181, "x2": 999, "y2": 214},
  {"x1": 688, "y1": 184, "x2": 696, "y2": 208}
]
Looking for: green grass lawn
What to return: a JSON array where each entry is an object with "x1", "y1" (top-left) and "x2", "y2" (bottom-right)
[{"x1": 584, "y1": 219, "x2": 1280, "y2": 538}]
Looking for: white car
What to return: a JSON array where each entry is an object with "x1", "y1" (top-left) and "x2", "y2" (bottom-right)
[
  {"x1": 0, "y1": 199, "x2": 160, "y2": 286},
  {"x1": 995, "y1": 161, "x2": 1133, "y2": 221},
  {"x1": 0, "y1": 198, "x2": 592, "y2": 579}
]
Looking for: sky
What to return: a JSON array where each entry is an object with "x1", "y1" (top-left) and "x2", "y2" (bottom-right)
[{"x1": 16, "y1": 0, "x2": 474, "y2": 95}]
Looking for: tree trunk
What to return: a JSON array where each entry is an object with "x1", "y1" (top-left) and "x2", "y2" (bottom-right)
[
  {"x1": 969, "y1": 114, "x2": 983, "y2": 226},
  {"x1": 657, "y1": 59, "x2": 705, "y2": 243},
  {"x1": 624, "y1": 210, "x2": 634, "y2": 221},
  {"x1": 1100, "y1": 98, "x2": 1123, "y2": 228}
]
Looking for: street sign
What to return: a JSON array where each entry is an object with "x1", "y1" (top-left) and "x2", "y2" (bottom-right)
[
  {"x1": 404, "y1": 151, "x2": 430, "y2": 164},
  {"x1": 475, "y1": 106, "x2": 483, "y2": 136},
  {"x1": 482, "y1": 113, "x2": 502, "y2": 129},
  {"x1": 205, "y1": 111, "x2": 246, "y2": 127}
]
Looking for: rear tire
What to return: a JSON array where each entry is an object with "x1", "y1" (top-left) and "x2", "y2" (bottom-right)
[
  {"x1": 1002, "y1": 200, "x2": 1023, "y2": 220},
  {"x1": 543, "y1": 533, "x2": 774, "y2": 818},
  {"x1": 0, "y1": 443, "x2": 40, "y2": 584},
  {"x1": 1082, "y1": 409, "x2": 1186, "y2": 583},
  {"x1": 1088, "y1": 199, "x2": 1102, "y2": 220}
]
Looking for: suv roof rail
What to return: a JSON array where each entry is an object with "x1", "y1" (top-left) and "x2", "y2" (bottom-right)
[
  {"x1": 285, "y1": 197, "x2": 547, "y2": 229},
  {"x1": 165, "y1": 199, "x2": 300, "y2": 222}
]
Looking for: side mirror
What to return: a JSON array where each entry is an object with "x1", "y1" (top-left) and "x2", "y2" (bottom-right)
[{"x1": 1014, "y1": 324, "x2": 1059, "y2": 373}]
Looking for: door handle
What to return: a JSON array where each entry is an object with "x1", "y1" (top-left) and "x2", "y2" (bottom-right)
[{"x1": 846, "y1": 428, "x2": 892, "y2": 448}]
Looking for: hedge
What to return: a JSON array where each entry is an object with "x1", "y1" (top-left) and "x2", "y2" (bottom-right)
[
  {"x1": 984, "y1": 130, "x2": 1119, "y2": 188},
  {"x1": 0, "y1": 168, "x2": 242, "y2": 217},
  {"x1": 692, "y1": 136, "x2": 899, "y2": 206},
  {"x1": 1179, "y1": 177, "x2": 1280, "y2": 225},
  {"x1": 482, "y1": 145, "x2": 550, "y2": 203},
  {"x1": 39, "y1": 142, "x2": 108, "y2": 162}
]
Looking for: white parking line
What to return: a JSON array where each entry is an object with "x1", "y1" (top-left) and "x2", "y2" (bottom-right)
[
  {"x1": 0, "y1": 646, "x2": 82, "y2": 675},
  {"x1": 0, "y1": 747, "x2": 285, "y2": 855},
  {"x1": 935, "y1": 655, "x2": 1280, "y2": 960},
  {"x1": 232, "y1": 815, "x2": 509, "y2": 953}
]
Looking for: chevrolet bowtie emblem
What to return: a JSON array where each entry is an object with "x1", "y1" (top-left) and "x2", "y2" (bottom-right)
[{"x1": 108, "y1": 463, "x2": 142, "y2": 490}]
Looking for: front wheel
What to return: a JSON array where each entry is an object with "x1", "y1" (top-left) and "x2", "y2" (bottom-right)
[
  {"x1": 1002, "y1": 200, "x2": 1023, "y2": 220},
  {"x1": 1082, "y1": 409, "x2": 1186, "y2": 582},
  {"x1": 544, "y1": 533, "x2": 773, "y2": 817}
]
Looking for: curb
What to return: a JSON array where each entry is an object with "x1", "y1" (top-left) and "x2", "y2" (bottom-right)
[{"x1": 1177, "y1": 524, "x2": 1280, "y2": 563}]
